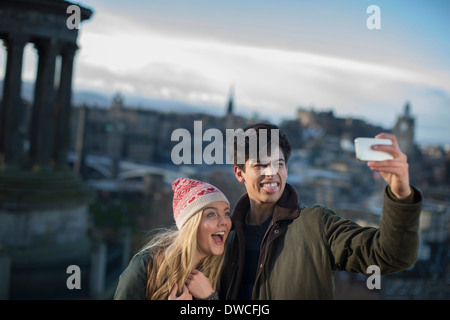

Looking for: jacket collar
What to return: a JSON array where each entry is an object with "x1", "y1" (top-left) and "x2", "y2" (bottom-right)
[{"x1": 231, "y1": 183, "x2": 301, "y2": 227}]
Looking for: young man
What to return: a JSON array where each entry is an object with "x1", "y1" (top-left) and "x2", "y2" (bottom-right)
[{"x1": 219, "y1": 123, "x2": 422, "y2": 299}]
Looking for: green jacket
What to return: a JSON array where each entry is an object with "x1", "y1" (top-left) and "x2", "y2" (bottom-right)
[
  {"x1": 219, "y1": 183, "x2": 422, "y2": 300},
  {"x1": 114, "y1": 249, "x2": 152, "y2": 300},
  {"x1": 114, "y1": 246, "x2": 219, "y2": 300}
]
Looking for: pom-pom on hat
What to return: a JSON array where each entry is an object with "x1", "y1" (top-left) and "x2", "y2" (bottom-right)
[{"x1": 172, "y1": 178, "x2": 230, "y2": 230}]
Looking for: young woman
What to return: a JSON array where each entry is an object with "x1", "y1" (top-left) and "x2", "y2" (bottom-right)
[{"x1": 114, "y1": 178, "x2": 231, "y2": 300}]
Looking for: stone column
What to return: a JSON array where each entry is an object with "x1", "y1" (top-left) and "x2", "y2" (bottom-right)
[
  {"x1": 73, "y1": 105, "x2": 87, "y2": 174},
  {"x1": 0, "y1": 246, "x2": 11, "y2": 300},
  {"x1": 53, "y1": 43, "x2": 78, "y2": 166},
  {"x1": 28, "y1": 38, "x2": 58, "y2": 169},
  {"x1": 89, "y1": 240, "x2": 107, "y2": 299},
  {"x1": 0, "y1": 34, "x2": 28, "y2": 167}
]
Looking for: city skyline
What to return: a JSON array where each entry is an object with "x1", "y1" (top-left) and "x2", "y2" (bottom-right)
[
  {"x1": 0, "y1": 1, "x2": 448, "y2": 301},
  {"x1": 1, "y1": 0, "x2": 449, "y2": 145}
]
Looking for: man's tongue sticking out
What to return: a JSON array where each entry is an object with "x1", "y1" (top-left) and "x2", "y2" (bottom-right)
[{"x1": 261, "y1": 182, "x2": 279, "y2": 194}]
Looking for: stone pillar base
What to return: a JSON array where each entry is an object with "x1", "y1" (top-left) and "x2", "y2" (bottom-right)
[
  {"x1": 0, "y1": 166, "x2": 94, "y2": 247},
  {"x1": 8, "y1": 237, "x2": 92, "y2": 299}
]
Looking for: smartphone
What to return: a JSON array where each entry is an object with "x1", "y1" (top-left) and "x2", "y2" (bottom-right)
[{"x1": 354, "y1": 137, "x2": 393, "y2": 161}]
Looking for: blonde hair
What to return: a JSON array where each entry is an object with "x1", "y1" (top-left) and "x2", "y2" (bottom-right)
[{"x1": 140, "y1": 210, "x2": 225, "y2": 300}]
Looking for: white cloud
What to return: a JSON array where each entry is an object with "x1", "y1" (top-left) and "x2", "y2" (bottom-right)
[
  {"x1": 3, "y1": 3, "x2": 445, "y2": 144},
  {"x1": 76, "y1": 6, "x2": 447, "y2": 111}
]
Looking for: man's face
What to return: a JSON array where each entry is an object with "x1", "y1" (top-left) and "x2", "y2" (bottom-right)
[{"x1": 234, "y1": 147, "x2": 288, "y2": 205}]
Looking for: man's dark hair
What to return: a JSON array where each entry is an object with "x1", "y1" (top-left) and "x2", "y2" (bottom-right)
[{"x1": 231, "y1": 123, "x2": 291, "y2": 172}]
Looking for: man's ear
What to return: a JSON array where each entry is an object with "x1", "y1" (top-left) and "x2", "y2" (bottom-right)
[{"x1": 234, "y1": 166, "x2": 245, "y2": 183}]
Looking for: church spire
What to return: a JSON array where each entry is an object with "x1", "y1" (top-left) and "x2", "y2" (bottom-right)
[
  {"x1": 226, "y1": 84, "x2": 234, "y2": 116},
  {"x1": 404, "y1": 101, "x2": 411, "y2": 117}
]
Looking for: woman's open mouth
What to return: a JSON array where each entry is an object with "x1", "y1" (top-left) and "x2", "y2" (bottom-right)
[{"x1": 211, "y1": 231, "x2": 226, "y2": 245}]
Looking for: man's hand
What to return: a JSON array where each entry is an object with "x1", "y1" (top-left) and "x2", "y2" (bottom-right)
[{"x1": 367, "y1": 133, "x2": 412, "y2": 199}]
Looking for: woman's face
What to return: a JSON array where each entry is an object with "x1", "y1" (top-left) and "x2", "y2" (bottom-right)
[{"x1": 196, "y1": 201, "x2": 232, "y2": 259}]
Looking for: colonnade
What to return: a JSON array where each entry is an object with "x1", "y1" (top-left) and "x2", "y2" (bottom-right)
[{"x1": 0, "y1": 34, "x2": 78, "y2": 169}]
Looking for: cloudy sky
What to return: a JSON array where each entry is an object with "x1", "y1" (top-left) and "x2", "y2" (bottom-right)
[{"x1": 1, "y1": 0, "x2": 449, "y2": 145}]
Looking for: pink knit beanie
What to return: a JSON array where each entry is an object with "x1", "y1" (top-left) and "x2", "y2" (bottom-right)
[{"x1": 172, "y1": 178, "x2": 229, "y2": 230}]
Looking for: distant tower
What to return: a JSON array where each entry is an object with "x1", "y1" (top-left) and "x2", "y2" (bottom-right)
[
  {"x1": 392, "y1": 102, "x2": 415, "y2": 156},
  {"x1": 392, "y1": 102, "x2": 423, "y2": 185},
  {"x1": 226, "y1": 84, "x2": 234, "y2": 117},
  {"x1": 111, "y1": 92, "x2": 124, "y2": 111},
  {"x1": 225, "y1": 85, "x2": 236, "y2": 129}
]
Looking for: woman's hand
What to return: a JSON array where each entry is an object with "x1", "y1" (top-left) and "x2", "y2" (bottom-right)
[
  {"x1": 185, "y1": 269, "x2": 214, "y2": 299},
  {"x1": 168, "y1": 283, "x2": 192, "y2": 300}
]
